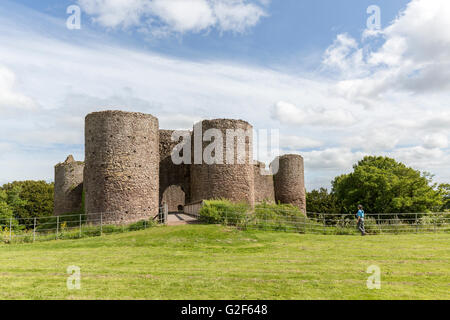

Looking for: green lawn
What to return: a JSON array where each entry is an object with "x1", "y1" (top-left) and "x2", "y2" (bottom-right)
[{"x1": 0, "y1": 224, "x2": 449, "y2": 300}]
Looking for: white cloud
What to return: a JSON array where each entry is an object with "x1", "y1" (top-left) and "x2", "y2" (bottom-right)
[
  {"x1": 324, "y1": 0, "x2": 450, "y2": 106},
  {"x1": 423, "y1": 133, "x2": 448, "y2": 149},
  {"x1": 272, "y1": 101, "x2": 356, "y2": 127},
  {"x1": 0, "y1": 0, "x2": 449, "y2": 191},
  {"x1": 420, "y1": 113, "x2": 450, "y2": 131},
  {"x1": 78, "y1": 0, "x2": 149, "y2": 29},
  {"x1": 322, "y1": 33, "x2": 365, "y2": 77},
  {"x1": 345, "y1": 129, "x2": 401, "y2": 152},
  {"x1": 280, "y1": 134, "x2": 323, "y2": 150},
  {"x1": 388, "y1": 146, "x2": 449, "y2": 171},
  {"x1": 0, "y1": 65, "x2": 36, "y2": 113},
  {"x1": 213, "y1": 0, "x2": 266, "y2": 33},
  {"x1": 303, "y1": 148, "x2": 366, "y2": 170},
  {"x1": 77, "y1": 0, "x2": 268, "y2": 35},
  {"x1": 149, "y1": 0, "x2": 215, "y2": 33},
  {"x1": 158, "y1": 113, "x2": 202, "y2": 130}
]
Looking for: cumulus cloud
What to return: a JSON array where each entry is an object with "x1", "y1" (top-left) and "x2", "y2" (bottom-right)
[
  {"x1": 272, "y1": 101, "x2": 356, "y2": 127},
  {"x1": 420, "y1": 113, "x2": 450, "y2": 131},
  {"x1": 389, "y1": 146, "x2": 449, "y2": 170},
  {"x1": 345, "y1": 129, "x2": 401, "y2": 152},
  {"x1": 324, "y1": 0, "x2": 450, "y2": 105},
  {"x1": 423, "y1": 133, "x2": 448, "y2": 149},
  {"x1": 0, "y1": 65, "x2": 36, "y2": 113},
  {"x1": 77, "y1": 0, "x2": 268, "y2": 35},
  {"x1": 303, "y1": 148, "x2": 366, "y2": 170},
  {"x1": 213, "y1": 0, "x2": 266, "y2": 32},
  {"x1": 280, "y1": 135, "x2": 323, "y2": 150},
  {"x1": 322, "y1": 33, "x2": 365, "y2": 77},
  {"x1": 0, "y1": 0, "x2": 449, "y2": 190}
]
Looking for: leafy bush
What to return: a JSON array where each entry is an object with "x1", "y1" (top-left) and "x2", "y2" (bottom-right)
[
  {"x1": 198, "y1": 199, "x2": 249, "y2": 226},
  {"x1": 254, "y1": 202, "x2": 303, "y2": 219},
  {"x1": 418, "y1": 213, "x2": 450, "y2": 232},
  {"x1": 254, "y1": 202, "x2": 311, "y2": 232},
  {"x1": 363, "y1": 217, "x2": 382, "y2": 234},
  {"x1": 1, "y1": 181, "x2": 54, "y2": 228}
]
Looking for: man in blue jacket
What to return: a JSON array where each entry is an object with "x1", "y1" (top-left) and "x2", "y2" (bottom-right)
[{"x1": 356, "y1": 205, "x2": 366, "y2": 236}]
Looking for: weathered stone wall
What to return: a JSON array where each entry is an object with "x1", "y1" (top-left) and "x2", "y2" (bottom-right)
[
  {"x1": 161, "y1": 185, "x2": 185, "y2": 212},
  {"x1": 159, "y1": 130, "x2": 191, "y2": 209},
  {"x1": 84, "y1": 110, "x2": 159, "y2": 224},
  {"x1": 190, "y1": 119, "x2": 255, "y2": 206},
  {"x1": 272, "y1": 154, "x2": 306, "y2": 214},
  {"x1": 56, "y1": 111, "x2": 308, "y2": 220},
  {"x1": 54, "y1": 155, "x2": 84, "y2": 215},
  {"x1": 253, "y1": 162, "x2": 275, "y2": 203}
]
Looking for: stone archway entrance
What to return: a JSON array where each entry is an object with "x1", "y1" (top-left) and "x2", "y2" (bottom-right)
[{"x1": 162, "y1": 185, "x2": 185, "y2": 213}]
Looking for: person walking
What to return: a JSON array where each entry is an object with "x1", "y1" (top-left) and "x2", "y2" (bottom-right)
[{"x1": 356, "y1": 205, "x2": 366, "y2": 236}]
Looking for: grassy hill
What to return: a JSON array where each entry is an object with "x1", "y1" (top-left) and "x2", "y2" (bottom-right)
[{"x1": 0, "y1": 224, "x2": 449, "y2": 300}]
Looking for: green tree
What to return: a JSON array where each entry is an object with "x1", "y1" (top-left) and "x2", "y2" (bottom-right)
[
  {"x1": 438, "y1": 184, "x2": 450, "y2": 211},
  {"x1": 0, "y1": 189, "x2": 19, "y2": 229},
  {"x1": 332, "y1": 156, "x2": 442, "y2": 215},
  {"x1": 306, "y1": 188, "x2": 339, "y2": 214},
  {"x1": 1, "y1": 181, "x2": 54, "y2": 227}
]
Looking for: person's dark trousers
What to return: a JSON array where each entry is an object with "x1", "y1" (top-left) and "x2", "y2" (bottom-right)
[{"x1": 357, "y1": 218, "x2": 365, "y2": 235}]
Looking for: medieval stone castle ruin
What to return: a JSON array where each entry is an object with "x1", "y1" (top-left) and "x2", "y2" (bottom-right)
[{"x1": 54, "y1": 110, "x2": 306, "y2": 223}]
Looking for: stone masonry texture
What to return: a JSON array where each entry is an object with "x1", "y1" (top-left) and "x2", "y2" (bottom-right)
[
  {"x1": 84, "y1": 110, "x2": 159, "y2": 224},
  {"x1": 190, "y1": 119, "x2": 255, "y2": 206},
  {"x1": 56, "y1": 110, "x2": 307, "y2": 222},
  {"x1": 54, "y1": 155, "x2": 84, "y2": 215},
  {"x1": 273, "y1": 154, "x2": 307, "y2": 214},
  {"x1": 253, "y1": 161, "x2": 275, "y2": 203},
  {"x1": 161, "y1": 185, "x2": 186, "y2": 212}
]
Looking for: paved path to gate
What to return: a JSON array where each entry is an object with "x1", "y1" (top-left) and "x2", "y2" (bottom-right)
[{"x1": 167, "y1": 213, "x2": 199, "y2": 226}]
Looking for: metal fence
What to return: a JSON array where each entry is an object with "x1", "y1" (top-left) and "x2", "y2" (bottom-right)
[
  {"x1": 195, "y1": 210, "x2": 450, "y2": 235},
  {"x1": 1, "y1": 209, "x2": 448, "y2": 244},
  {"x1": 0, "y1": 206, "x2": 170, "y2": 244}
]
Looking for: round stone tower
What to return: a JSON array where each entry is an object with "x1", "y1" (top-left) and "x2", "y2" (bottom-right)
[
  {"x1": 84, "y1": 110, "x2": 159, "y2": 224},
  {"x1": 272, "y1": 154, "x2": 306, "y2": 214},
  {"x1": 190, "y1": 119, "x2": 254, "y2": 206},
  {"x1": 54, "y1": 155, "x2": 84, "y2": 216}
]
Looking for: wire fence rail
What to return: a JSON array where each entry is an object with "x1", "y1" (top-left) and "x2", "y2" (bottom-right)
[
  {"x1": 0, "y1": 206, "x2": 169, "y2": 244},
  {"x1": 0, "y1": 209, "x2": 448, "y2": 244},
  {"x1": 193, "y1": 210, "x2": 450, "y2": 236}
]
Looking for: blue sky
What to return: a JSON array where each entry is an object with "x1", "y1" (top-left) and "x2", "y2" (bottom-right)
[
  {"x1": 0, "y1": 0, "x2": 449, "y2": 190},
  {"x1": 9, "y1": 0, "x2": 409, "y2": 67}
]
